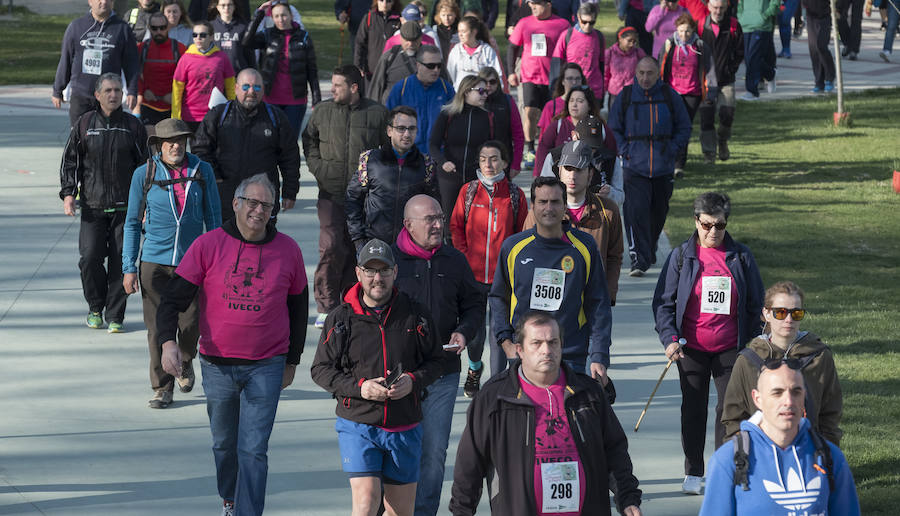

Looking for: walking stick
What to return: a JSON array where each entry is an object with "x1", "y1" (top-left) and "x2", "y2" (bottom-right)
[
  {"x1": 338, "y1": 22, "x2": 347, "y2": 67},
  {"x1": 634, "y1": 338, "x2": 686, "y2": 432}
]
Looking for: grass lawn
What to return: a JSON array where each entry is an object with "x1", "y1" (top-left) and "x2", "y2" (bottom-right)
[
  {"x1": 2, "y1": 3, "x2": 898, "y2": 513},
  {"x1": 668, "y1": 88, "x2": 900, "y2": 515}
]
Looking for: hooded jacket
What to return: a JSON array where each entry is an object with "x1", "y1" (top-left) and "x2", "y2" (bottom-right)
[
  {"x1": 59, "y1": 106, "x2": 149, "y2": 210},
  {"x1": 311, "y1": 284, "x2": 444, "y2": 427},
  {"x1": 301, "y1": 97, "x2": 390, "y2": 202},
  {"x1": 122, "y1": 152, "x2": 222, "y2": 274},
  {"x1": 244, "y1": 12, "x2": 321, "y2": 104},
  {"x1": 652, "y1": 231, "x2": 765, "y2": 350},
  {"x1": 722, "y1": 331, "x2": 843, "y2": 445},
  {"x1": 53, "y1": 12, "x2": 140, "y2": 99},
  {"x1": 607, "y1": 77, "x2": 692, "y2": 178},
  {"x1": 449, "y1": 361, "x2": 642, "y2": 515},
  {"x1": 211, "y1": 17, "x2": 255, "y2": 74},
  {"x1": 737, "y1": 0, "x2": 782, "y2": 32},
  {"x1": 603, "y1": 44, "x2": 646, "y2": 96},
  {"x1": 171, "y1": 44, "x2": 236, "y2": 122},
  {"x1": 345, "y1": 143, "x2": 440, "y2": 245},
  {"x1": 700, "y1": 416, "x2": 860, "y2": 516}
]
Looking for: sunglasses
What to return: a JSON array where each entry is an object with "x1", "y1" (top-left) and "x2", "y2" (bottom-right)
[
  {"x1": 192, "y1": 32, "x2": 210, "y2": 38},
  {"x1": 419, "y1": 61, "x2": 441, "y2": 69},
  {"x1": 696, "y1": 218, "x2": 727, "y2": 231},
  {"x1": 241, "y1": 84, "x2": 262, "y2": 92},
  {"x1": 149, "y1": 25, "x2": 168, "y2": 30},
  {"x1": 762, "y1": 357, "x2": 803, "y2": 370},
  {"x1": 580, "y1": 18, "x2": 596, "y2": 24},
  {"x1": 486, "y1": 78, "x2": 499, "y2": 85},
  {"x1": 770, "y1": 307, "x2": 806, "y2": 321},
  {"x1": 468, "y1": 87, "x2": 488, "y2": 95}
]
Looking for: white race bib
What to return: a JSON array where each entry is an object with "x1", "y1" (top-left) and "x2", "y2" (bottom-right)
[
  {"x1": 700, "y1": 276, "x2": 732, "y2": 314},
  {"x1": 541, "y1": 461, "x2": 580, "y2": 513},
  {"x1": 82, "y1": 49, "x2": 103, "y2": 75},
  {"x1": 530, "y1": 268, "x2": 565, "y2": 311},
  {"x1": 531, "y1": 33, "x2": 548, "y2": 57}
]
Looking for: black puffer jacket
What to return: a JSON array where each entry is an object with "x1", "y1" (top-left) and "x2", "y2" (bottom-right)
[
  {"x1": 311, "y1": 284, "x2": 444, "y2": 427},
  {"x1": 393, "y1": 243, "x2": 486, "y2": 377},
  {"x1": 345, "y1": 144, "x2": 440, "y2": 244},
  {"x1": 429, "y1": 105, "x2": 495, "y2": 183},
  {"x1": 354, "y1": 9, "x2": 402, "y2": 77},
  {"x1": 450, "y1": 361, "x2": 643, "y2": 515},
  {"x1": 243, "y1": 11, "x2": 321, "y2": 104},
  {"x1": 59, "y1": 107, "x2": 148, "y2": 209}
]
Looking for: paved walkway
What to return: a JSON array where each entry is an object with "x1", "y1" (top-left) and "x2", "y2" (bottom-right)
[{"x1": 0, "y1": 12, "x2": 896, "y2": 516}]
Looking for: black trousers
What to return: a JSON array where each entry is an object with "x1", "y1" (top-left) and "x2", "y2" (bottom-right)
[
  {"x1": 69, "y1": 95, "x2": 97, "y2": 127},
  {"x1": 837, "y1": 0, "x2": 865, "y2": 53},
  {"x1": 623, "y1": 170, "x2": 674, "y2": 271},
  {"x1": 806, "y1": 14, "x2": 836, "y2": 87},
  {"x1": 140, "y1": 106, "x2": 171, "y2": 126},
  {"x1": 140, "y1": 262, "x2": 199, "y2": 392},
  {"x1": 78, "y1": 207, "x2": 127, "y2": 322},
  {"x1": 676, "y1": 94, "x2": 702, "y2": 169},
  {"x1": 677, "y1": 346, "x2": 738, "y2": 476}
]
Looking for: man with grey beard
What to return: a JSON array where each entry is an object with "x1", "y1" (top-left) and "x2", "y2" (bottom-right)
[{"x1": 369, "y1": 21, "x2": 425, "y2": 103}]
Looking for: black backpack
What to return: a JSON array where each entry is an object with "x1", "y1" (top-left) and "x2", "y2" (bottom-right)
[{"x1": 732, "y1": 426, "x2": 834, "y2": 492}]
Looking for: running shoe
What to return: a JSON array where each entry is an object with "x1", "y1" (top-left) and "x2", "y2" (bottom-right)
[
  {"x1": 628, "y1": 267, "x2": 645, "y2": 277},
  {"x1": 176, "y1": 361, "x2": 195, "y2": 393},
  {"x1": 107, "y1": 321, "x2": 123, "y2": 333},
  {"x1": 879, "y1": 50, "x2": 891, "y2": 62},
  {"x1": 682, "y1": 475, "x2": 704, "y2": 495},
  {"x1": 315, "y1": 312, "x2": 328, "y2": 329},
  {"x1": 464, "y1": 366, "x2": 484, "y2": 398},
  {"x1": 738, "y1": 92, "x2": 759, "y2": 101},
  {"x1": 149, "y1": 389, "x2": 173, "y2": 409},
  {"x1": 824, "y1": 81, "x2": 835, "y2": 93},
  {"x1": 523, "y1": 149, "x2": 536, "y2": 169},
  {"x1": 221, "y1": 500, "x2": 235, "y2": 516},
  {"x1": 86, "y1": 312, "x2": 103, "y2": 329}
]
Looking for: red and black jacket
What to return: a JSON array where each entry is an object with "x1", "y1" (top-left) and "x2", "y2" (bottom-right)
[{"x1": 311, "y1": 284, "x2": 444, "y2": 427}]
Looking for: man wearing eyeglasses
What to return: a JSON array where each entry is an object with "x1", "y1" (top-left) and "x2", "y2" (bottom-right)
[
  {"x1": 193, "y1": 68, "x2": 301, "y2": 223},
  {"x1": 345, "y1": 105, "x2": 440, "y2": 251},
  {"x1": 700, "y1": 363, "x2": 860, "y2": 516},
  {"x1": 391, "y1": 195, "x2": 484, "y2": 516},
  {"x1": 136, "y1": 12, "x2": 187, "y2": 125},
  {"x1": 386, "y1": 45, "x2": 455, "y2": 155},
  {"x1": 158, "y1": 173, "x2": 308, "y2": 516},
  {"x1": 312, "y1": 238, "x2": 444, "y2": 516}
]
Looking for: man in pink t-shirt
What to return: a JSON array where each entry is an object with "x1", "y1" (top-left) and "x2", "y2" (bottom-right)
[
  {"x1": 450, "y1": 312, "x2": 643, "y2": 515},
  {"x1": 157, "y1": 173, "x2": 308, "y2": 516},
  {"x1": 506, "y1": 0, "x2": 571, "y2": 169}
]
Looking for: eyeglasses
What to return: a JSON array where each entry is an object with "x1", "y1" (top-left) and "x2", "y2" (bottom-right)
[
  {"x1": 409, "y1": 214, "x2": 444, "y2": 225},
  {"x1": 238, "y1": 196, "x2": 275, "y2": 211},
  {"x1": 579, "y1": 18, "x2": 596, "y2": 24},
  {"x1": 563, "y1": 75, "x2": 583, "y2": 83},
  {"x1": 390, "y1": 125, "x2": 417, "y2": 133},
  {"x1": 696, "y1": 218, "x2": 727, "y2": 231},
  {"x1": 762, "y1": 357, "x2": 803, "y2": 370},
  {"x1": 149, "y1": 25, "x2": 168, "y2": 30},
  {"x1": 192, "y1": 32, "x2": 210, "y2": 38},
  {"x1": 359, "y1": 266, "x2": 395, "y2": 278},
  {"x1": 468, "y1": 87, "x2": 488, "y2": 95},
  {"x1": 770, "y1": 307, "x2": 806, "y2": 321},
  {"x1": 419, "y1": 61, "x2": 442, "y2": 69},
  {"x1": 241, "y1": 84, "x2": 263, "y2": 92}
]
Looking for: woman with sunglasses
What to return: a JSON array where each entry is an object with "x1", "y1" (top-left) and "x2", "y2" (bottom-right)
[
  {"x1": 243, "y1": 0, "x2": 321, "y2": 138},
  {"x1": 354, "y1": 0, "x2": 403, "y2": 81},
  {"x1": 172, "y1": 20, "x2": 236, "y2": 132},
  {"x1": 477, "y1": 67, "x2": 524, "y2": 178},
  {"x1": 446, "y1": 16, "x2": 503, "y2": 90},
  {"x1": 537, "y1": 63, "x2": 585, "y2": 137},
  {"x1": 535, "y1": 85, "x2": 602, "y2": 176},
  {"x1": 722, "y1": 281, "x2": 843, "y2": 445},
  {"x1": 429, "y1": 75, "x2": 494, "y2": 225},
  {"x1": 652, "y1": 191, "x2": 765, "y2": 496}
]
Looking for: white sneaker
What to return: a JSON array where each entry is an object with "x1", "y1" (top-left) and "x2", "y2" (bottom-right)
[
  {"x1": 221, "y1": 501, "x2": 235, "y2": 516},
  {"x1": 682, "y1": 475, "x2": 704, "y2": 495},
  {"x1": 739, "y1": 92, "x2": 759, "y2": 101},
  {"x1": 766, "y1": 77, "x2": 777, "y2": 94},
  {"x1": 314, "y1": 312, "x2": 328, "y2": 329}
]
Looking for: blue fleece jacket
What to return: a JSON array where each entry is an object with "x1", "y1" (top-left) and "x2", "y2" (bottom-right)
[
  {"x1": 701, "y1": 416, "x2": 861, "y2": 516},
  {"x1": 607, "y1": 78, "x2": 692, "y2": 178},
  {"x1": 489, "y1": 226, "x2": 612, "y2": 366},
  {"x1": 122, "y1": 153, "x2": 221, "y2": 274},
  {"x1": 385, "y1": 75, "x2": 455, "y2": 155}
]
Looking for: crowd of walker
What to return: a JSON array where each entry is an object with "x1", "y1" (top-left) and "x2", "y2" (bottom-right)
[{"x1": 49, "y1": 0, "x2": 873, "y2": 514}]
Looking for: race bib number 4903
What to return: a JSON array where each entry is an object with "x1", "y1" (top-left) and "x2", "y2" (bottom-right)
[
  {"x1": 82, "y1": 49, "x2": 103, "y2": 75},
  {"x1": 530, "y1": 268, "x2": 565, "y2": 311},
  {"x1": 541, "y1": 461, "x2": 580, "y2": 513}
]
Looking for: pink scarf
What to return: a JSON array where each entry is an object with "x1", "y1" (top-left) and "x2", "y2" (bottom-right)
[{"x1": 396, "y1": 227, "x2": 439, "y2": 259}]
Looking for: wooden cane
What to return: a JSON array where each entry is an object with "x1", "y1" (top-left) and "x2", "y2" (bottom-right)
[{"x1": 634, "y1": 338, "x2": 686, "y2": 432}]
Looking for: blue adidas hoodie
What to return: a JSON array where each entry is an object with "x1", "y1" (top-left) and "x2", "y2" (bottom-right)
[
  {"x1": 701, "y1": 415, "x2": 861, "y2": 516},
  {"x1": 122, "y1": 153, "x2": 222, "y2": 274}
]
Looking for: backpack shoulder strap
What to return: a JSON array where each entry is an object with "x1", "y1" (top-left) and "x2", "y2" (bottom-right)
[
  {"x1": 462, "y1": 180, "x2": 478, "y2": 222},
  {"x1": 137, "y1": 158, "x2": 157, "y2": 219},
  {"x1": 264, "y1": 102, "x2": 279, "y2": 128},
  {"x1": 738, "y1": 347, "x2": 765, "y2": 369},
  {"x1": 808, "y1": 428, "x2": 835, "y2": 492},
  {"x1": 140, "y1": 41, "x2": 149, "y2": 67},
  {"x1": 733, "y1": 430, "x2": 751, "y2": 491},
  {"x1": 172, "y1": 38, "x2": 181, "y2": 64},
  {"x1": 565, "y1": 26, "x2": 574, "y2": 47},
  {"x1": 218, "y1": 101, "x2": 233, "y2": 126},
  {"x1": 509, "y1": 184, "x2": 520, "y2": 222}
]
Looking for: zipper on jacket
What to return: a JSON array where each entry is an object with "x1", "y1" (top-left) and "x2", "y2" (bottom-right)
[
  {"x1": 484, "y1": 189, "x2": 493, "y2": 281},
  {"x1": 462, "y1": 109, "x2": 473, "y2": 180},
  {"x1": 381, "y1": 323, "x2": 388, "y2": 426}
]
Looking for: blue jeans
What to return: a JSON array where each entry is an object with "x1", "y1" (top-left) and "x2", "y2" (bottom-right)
[
  {"x1": 743, "y1": 30, "x2": 776, "y2": 96},
  {"x1": 779, "y1": 0, "x2": 800, "y2": 51},
  {"x1": 885, "y1": 0, "x2": 900, "y2": 52},
  {"x1": 414, "y1": 373, "x2": 460, "y2": 516},
  {"x1": 201, "y1": 355, "x2": 285, "y2": 516},
  {"x1": 271, "y1": 103, "x2": 306, "y2": 139}
]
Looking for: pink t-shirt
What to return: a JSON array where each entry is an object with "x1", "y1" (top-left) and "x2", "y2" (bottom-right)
[
  {"x1": 175, "y1": 227, "x2": 307, "y2": 360},
  {"x1": 567, "y1": 203, "x2": 587, "y2": 223},
  {"x1": 509, "y1": 15, "x2": 571, "y2": 85},
  {"x1": 170, "y1": 163, "x2": 188, "y2": 216},
  {"x1": 552, "y1": 29, "x2": 606, "y2": 99},
  {"x1": 681, "y1": 244, "x2": 739, "y2": 353},
  {"x1": 265, "y1": 32, "x2": 306, "y2": 105},
  {"x1": 173, "y1": 47, "x2": 235, "y2": 122},
  {"x1": 667, "y1": 43, "x2": 702, "y2": 96},
  {"x1": 520, "y1": 369, "x2": 586, "y2": 516}
]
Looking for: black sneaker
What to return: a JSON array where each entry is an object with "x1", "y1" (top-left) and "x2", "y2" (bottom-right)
[
  {"x1": 463, "y1": 366, "x2": 483, "y2": 398},
  {"x1": 176, "y1": 361, "x2": 195, "y2": 393}
]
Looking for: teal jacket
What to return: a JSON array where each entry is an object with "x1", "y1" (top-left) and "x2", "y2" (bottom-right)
[
  {"x1": 737, "y1": 0, "x2": 782, "y2": 32},
  {"x1": 122, "y1": 152, "x2": 221, "y2": 274}
]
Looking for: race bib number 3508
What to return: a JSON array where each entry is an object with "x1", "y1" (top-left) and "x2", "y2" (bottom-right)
[{"x1": 530, "y1": 268, "x2": 565, "y2": 311}]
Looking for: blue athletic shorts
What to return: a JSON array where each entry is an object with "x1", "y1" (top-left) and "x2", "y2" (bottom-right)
[{"x1": 335, "y1": 417, "x2": 423, "y2": 484}]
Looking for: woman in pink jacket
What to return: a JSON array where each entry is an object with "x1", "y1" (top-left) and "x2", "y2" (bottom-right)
[
  {"x1": 535, "y1": 85, "x2": 603, "y2": 174},
  {"x1": 604, "y1": 27, "x2": 646, "y2": 108},
  {"x1": 645, "y1": 0, "x2": 689, "y2": 59},
  {"x1": 171, "y1": 20, "x2": 236, "y2": 132}
]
